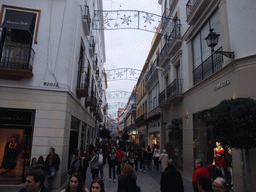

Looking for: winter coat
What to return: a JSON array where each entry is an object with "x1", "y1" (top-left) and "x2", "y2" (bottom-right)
[
  {"x1": 159, "y1": 153, "x2": 169, "y2": 172},
  {"x1": 116, "y1": 149, "x2": 124, "y2": 162},
  {"x1": 192, "y1": 166, "x2": 210, "y2": 188},
  {"x1": 160, "y1": 165, "x2": 184, "y2": 192}
]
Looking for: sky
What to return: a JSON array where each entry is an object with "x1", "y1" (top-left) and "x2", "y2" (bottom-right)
[{"x1": 102, "y1": 0, "x2": 161, "y2": 119}]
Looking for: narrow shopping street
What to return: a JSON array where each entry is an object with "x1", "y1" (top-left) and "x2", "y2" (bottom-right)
[{"x1": 0, "y1": 165, "x2": 193, "y2": 192}]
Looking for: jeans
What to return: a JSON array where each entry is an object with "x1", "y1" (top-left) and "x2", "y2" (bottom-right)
[
  {"x1": 140, "y1": 160, "x2": 145, "y2": 170},
  {"x1": 153, "y1": 157, "x2": 159, "y2": 170},
  {"x1": 91, "y1": 168, "x2": 99, "y2": 180},
  {"x1": 109, "y1": 163, "x2": 116, "y2": 180},
  {"x1": 99, "y1": 164, "x2": 104, "y2": 179},
  {"x1": 47, "y1": 174, "x2": 54, "y2": 190},
  {"x1": 116, "y1": 162, "x2": 121, "y2": 174}
]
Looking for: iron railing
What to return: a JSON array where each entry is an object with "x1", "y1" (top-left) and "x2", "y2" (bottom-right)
[
  {"x1": 0, "y1": 44, "x2": 35, "y2": 71},
  {"x1": 167, "y1": 79, "x2": 183, "y2": 98},
  {"x1": 159, "y1": 90, "x2": 166, "y2": 104},
  {"x1": 145, "y1": 56, "x2": 159, "y2": 83},
  {"x1": 83, "y1": 5, "x2": 91, "y2": 31},
  {"x1": 135, "y1": 114, "x2": 146, "y2": 125},
  {"x1": 77, "y1": 70, "x2": 89, "y2": 91},
  {"x1": 89, "y1": 36, "x2": 95, "y2": 56},
  {"x1": 168, "y1": 20, "x2": 181, "y2": 39},
  {"x1": 159, "y1": 43, "x2": 171, "y2": 65},
  {"x1": 186, "y1": 0, "x2": 194, "y2": 19},
  {"x1": 193, "y1": 47, "x2": 223, "y2": 85}
]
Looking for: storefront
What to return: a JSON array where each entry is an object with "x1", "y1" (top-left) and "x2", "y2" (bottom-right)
[
  {"x1": 0, "y1": 108, "x2": 35, "y2": 184},
  {"x1": 148, "y1": 120, "x2": 160, "y2": 149}
]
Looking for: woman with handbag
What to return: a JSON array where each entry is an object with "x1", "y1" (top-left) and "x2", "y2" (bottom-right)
[
  {"x1": 159, "y1": 149, "x2": 169, "y2": 172},
  {"x1": 90, "y1": 149, "x2": 99, "y2": 180},
  {"x1": 152, "y1": 145, "x2": 160, "y2": 170}
]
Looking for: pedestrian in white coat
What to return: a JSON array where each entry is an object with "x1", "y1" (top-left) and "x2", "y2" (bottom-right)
[{"x1": 159, "y1": 149, "x2": 169, "y2": 172}]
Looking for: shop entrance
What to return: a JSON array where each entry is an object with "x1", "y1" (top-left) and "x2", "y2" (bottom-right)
[{"x1": 0, "y1": 108, "x2": 34, "y2": 185}]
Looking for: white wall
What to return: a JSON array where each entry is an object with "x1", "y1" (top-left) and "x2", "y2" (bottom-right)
[{"x1": 227, "y1": 0, "x2": 256, "y2": 58}]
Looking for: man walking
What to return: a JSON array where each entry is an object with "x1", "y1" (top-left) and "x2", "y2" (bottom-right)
[
  {"x1": 19, "y1": 169, "x2": 49, "y2": 192},
  {"x1": 45, "y1": 147, "x2": 60, "y2": 191},
  {"x1": 160, "y1": 159, "x2": 184, "y2": 192},
  {"x1": 115, "y1": 147, "x2": 124, "y2": 174},
  {"x1": 212, "y1": 177, "x2": 227, "y2": 192},
  {"x1": 98, "y1": 148, "x2": 105, "y2": 181},
  {"x1": 192, "y1": 159, "x2": 210, "y2": 192}
]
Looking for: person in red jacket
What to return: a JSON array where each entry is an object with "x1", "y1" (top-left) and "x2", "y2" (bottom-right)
[
  {"x1": 192, "y1": 159, "x2": 210, "y2": 192},
  {"x1": 116, "y1": 147, "x2": 124, "y2": 175}
]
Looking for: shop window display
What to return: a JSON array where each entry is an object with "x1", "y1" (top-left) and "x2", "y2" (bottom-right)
[{"x1": 193, "y1": 111, "x2": 233, "y2": 190}]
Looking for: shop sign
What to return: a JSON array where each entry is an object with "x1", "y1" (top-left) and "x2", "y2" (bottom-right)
[
  {"x1": 0, "y1": 109, "x2": 34, "y2": 126},
  {"x1": 213, "y1": 80, "x2": 230, "y2": 91}
]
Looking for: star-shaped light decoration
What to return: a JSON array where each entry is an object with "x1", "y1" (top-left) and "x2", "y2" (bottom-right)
[
  {"x1": 129, "y1": 69, "x2": 136, "y2": 76},
  {"x1": 143, "y1": 13, "x2": 154, "y2": 24},
  {"x1": 133, "y1": 13, "x2": 138, "y2": 18},
  {"x1": 103, "y1": 13, "x2": 113, "y2": 27},
  {"x1": 120, "y1": 14, "x2": 132, "y2": 26},
  {"x1": 116, "y1": 71, "x2": 123, "y2": 78},
  {"x1": 114, "y1": 22, "x2": 120, "y2": 28}
]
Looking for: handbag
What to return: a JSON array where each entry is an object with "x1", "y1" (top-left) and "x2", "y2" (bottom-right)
[{"x1": 50, "y1": 166, "x2": 56, "y2": 177}]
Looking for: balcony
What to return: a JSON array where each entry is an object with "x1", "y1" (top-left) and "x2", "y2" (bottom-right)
[
  {"x1": 193, "y1": 47, "x2": 223, "y2": 85},
  {"x1": 135, "y1": 113, "x2": 147, "y2": 126},
  {"x1": 145, "y1": 56, "x2": 159, "y2": 85},
  {"x1": 76, "y1": 70, "x2": 89, "y2": 98},
  {"x1": 159, "y1": 22, "x2": 181, "y2": 68},
  {"x1": 166, "y1": 79, "x2": 183, "y2": 101},
  {"x1": 186, "y1": 0, "x2": 211, "y2": 25},
  {"x1": 82, "y1": 5, "x2": 91, "y2": 35},
  {"x1": 159, "y1": 90, "x2": 166, "y2": 105},
  {"x1": 93, "y1": 54, "x2": 98, "y2": 71},
  {"x1": 90, "y1": 96, "x2": 97, "y2": 112},
  {"x1": 85, "y1": 91, "x2": 95, "y2": 107},
  {"x1": 0, "y1": 44, "x2": 35, "y2": 80},
  {"x1": 89, "y1": 36, "x2": 95, "y2": 57},
  {"x1": 159, "y1": 79, "x2": 183, "y2": 107}
]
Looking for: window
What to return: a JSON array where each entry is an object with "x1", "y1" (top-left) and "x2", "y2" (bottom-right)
[
  {"x1": 149, "y1": 83, "x2": 160, "y2": 111},
  {"x1": 192, "y1": 10, "x2": 221, "y2": 69},
  {"x1": 0, "y1": 6, "x2": 40, "y2": 71}
]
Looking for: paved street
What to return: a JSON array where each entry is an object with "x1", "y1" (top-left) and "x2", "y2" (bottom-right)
[{"x1": 0, "y1": 164, "x2": 193, "y2": 192}]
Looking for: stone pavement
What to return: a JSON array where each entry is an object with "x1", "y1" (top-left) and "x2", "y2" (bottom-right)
[{"x1": 0, "y1": 164, "x2": 193, "y2": 192}]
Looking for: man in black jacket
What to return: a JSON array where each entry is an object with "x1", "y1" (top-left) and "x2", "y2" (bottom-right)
[
  {"x1": 160, "y1": 159, "x2": 184, "y2": 192},
  {"x1": 19, "y1": 169, "x2": 49, "y2": 192}
]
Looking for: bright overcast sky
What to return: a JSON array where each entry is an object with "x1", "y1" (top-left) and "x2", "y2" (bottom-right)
[{"x1": 103, "y1": 0, "x2": 161, "y2": 92}]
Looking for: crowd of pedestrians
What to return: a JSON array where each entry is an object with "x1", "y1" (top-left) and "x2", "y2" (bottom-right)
[{"x1": 20, "y1": 140, "x2": 230, "y2": 192}]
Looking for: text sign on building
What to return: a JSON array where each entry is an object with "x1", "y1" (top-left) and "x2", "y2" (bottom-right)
[
  {"x1": 213, "y1": 80, "x2": 230, "y2": 91},
  {"x1": 0, "y1": 109, "x2": 34, "y2": 126}
]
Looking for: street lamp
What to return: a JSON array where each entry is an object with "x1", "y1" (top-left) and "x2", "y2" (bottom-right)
[{"x1": 205, "y1": 29, "x2": 235, "y2": 58}]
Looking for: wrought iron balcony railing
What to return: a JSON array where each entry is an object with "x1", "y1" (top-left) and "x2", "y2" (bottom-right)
[
  {"x1": 145, "y1": 56, "x2": 159, "y2": 83},
  {"x1": 159, "y1": 89, "x2": 166, "y2": 104},
  {"x1": 89, "y1": 36, "x2": 95, "y2": 57},
  {"x1": 186, "y1": 0, "x2": 194, "y2": 19},
  {"x1": 167, "y1": 79, "x2": 183, "y2": 98},
  {"x1": 93, "y1": 54, "x2": 98, "y2": 70},
  {"x1": 82, "y1": 5, "x2": 91, "y2": 35},
  {"x1": 168, "y1": 20, "x2": 181, "y2": 40},
  {"x1": 76, "y1": 70, "x2": 89, "y2": 98},
  {"x1": 159, "y1": 43, "x2": 171, "y2": 66},
  {"x1": 0, "y1": 44, "x2": 35, "y2": 71},
  {"x1": 77, "y1": 70, "x2": 89, "y2": 90},
  {"x1": 193, "y1": 47, "x2": 223, "y2": 85}
]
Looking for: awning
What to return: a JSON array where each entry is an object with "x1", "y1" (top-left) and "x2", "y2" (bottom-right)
[{"x1": 1, "y1": 9, "x2": 36, "y2": 35}]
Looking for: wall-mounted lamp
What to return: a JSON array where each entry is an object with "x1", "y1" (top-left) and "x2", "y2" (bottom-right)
[{"x1": 205, "y1": 29, "x2": 235, "y2": 58}]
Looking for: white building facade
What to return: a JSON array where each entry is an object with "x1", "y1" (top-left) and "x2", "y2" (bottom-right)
[
  {"x1": 0, "y1": 0, "x2": 106, "y2": 188},
  {"x1": 153, "y1": 0, "x2": 256, "y2": 191}
]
